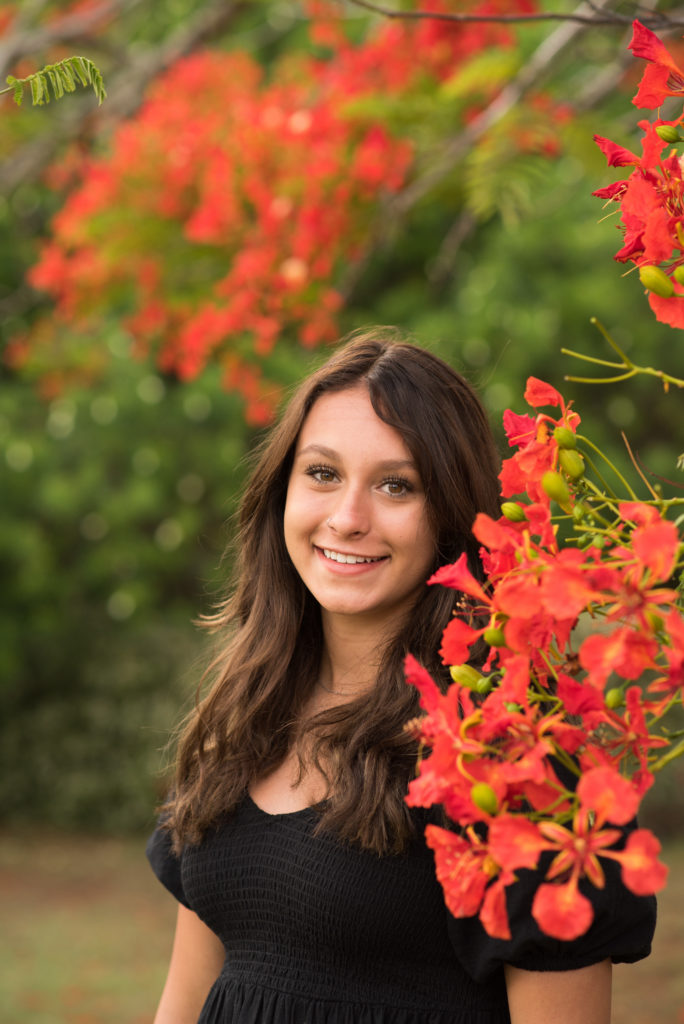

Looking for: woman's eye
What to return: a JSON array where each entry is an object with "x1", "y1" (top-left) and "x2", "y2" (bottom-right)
[
  {"x1": 306, "y1": 465, "x2": 337, "y2": 484},
  {"x1": 382, "y1": 477, "x2": 411, "y2": 497}
]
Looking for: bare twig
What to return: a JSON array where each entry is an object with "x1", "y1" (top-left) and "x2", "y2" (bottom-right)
[
  {"x1": 342, "y1": 0, "x2": 684, "y2": 30},
  {"x1": 426, "y1": 210, "x2": 478, "y2": 290},
  {"x1": 621, "y1": 431, "x2": 661, "y2": 499},
  {"x1": 336, "y1": 0, "x2": 630, "y2": 302},
  {"x1": 392, "y1": 0, "x2": 622, "y2": 215}
]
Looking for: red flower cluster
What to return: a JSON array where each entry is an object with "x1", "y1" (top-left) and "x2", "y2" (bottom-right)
[
  {"x1": 406, "y1": 378, "x2": 680, "y2": 940},
  {"x1": 21, "y1": 0, "x2": 564, "y2": 419},
  {"x1": 28, "y1": 47, "x2": 408, "y2": 422},
  {"x1": 594, "y1": 21, "x2": 684, "y2": 327}
]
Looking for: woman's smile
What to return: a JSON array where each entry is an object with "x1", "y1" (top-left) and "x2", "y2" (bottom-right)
[{"x1": 315, "y1": 546, "x2": 390, "y2": 574}]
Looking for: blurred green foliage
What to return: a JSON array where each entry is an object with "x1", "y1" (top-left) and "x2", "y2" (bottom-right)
[
  {"x1": 0, "y1": 334, "x2": 265, "y2": 829},
  {"x1": 1, "y1": 1, "x2": 683, "y2": 832}
]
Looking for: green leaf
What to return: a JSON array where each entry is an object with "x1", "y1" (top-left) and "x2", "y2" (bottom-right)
[
  {"x1": 6, "y1": 75, "x2": 23, "y2": 106},
  {"x1": 71, "y1": 57, "x2": 90, "y2": 88},
  {"x1": 58, "y1": 62, "x2": 76, "y2": 93},
  {"x1": 30, "y1": 73, "x2": 44, "y2": 105},
  {"x1": 4, "y1": 56, "x2": 106, "y2": 108},
  {"x1": 48, "y1": 69, "x2": 63, "y2": 100}
]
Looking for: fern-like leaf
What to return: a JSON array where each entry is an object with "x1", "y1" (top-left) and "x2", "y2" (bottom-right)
[{"x1": 3, "y1": 56, "x2": 106, "y2": 107}]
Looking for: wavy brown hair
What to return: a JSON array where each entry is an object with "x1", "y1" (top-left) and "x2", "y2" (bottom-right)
[{"x1": 164, "y1": 328, "x2": 501, "y2": 854}]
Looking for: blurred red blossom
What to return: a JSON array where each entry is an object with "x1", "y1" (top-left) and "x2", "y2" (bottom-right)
[{"x1": 20, "y1": 0, "x2": 567, "y2": 417}]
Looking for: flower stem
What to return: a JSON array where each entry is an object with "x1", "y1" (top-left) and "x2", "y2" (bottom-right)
[
  {"x1": 562, "y1": 321, "x2": 684, "y2": 389},
  {"x1": 650, "y1": 736, "x2": 684, "y2": 772}
]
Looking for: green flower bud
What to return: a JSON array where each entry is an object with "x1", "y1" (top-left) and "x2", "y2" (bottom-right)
[
  {"x1": 483, "y1": 626, "x2": 506, "y2": 647},
  {"x1": 501, "y1": 501, "x2": 527, "y2": 523},
  {"x1": 504, "y1": 701, "x2": 522, "y2": 713},
  {"x1": 542, "y1": 470, "x2": 570, "y2": 506},
  {"x1": 450, "y1": 664, "x2": 483, "y2": 688},
  {"x1": 470, "y1": 782, "x2": 498, "y2": 815},
  {"x1": 572, "y1": 501, "x2": 589, "y2": 523},
  {"x1": 553, "y1": 426, "x2": 577, "y2": 449},
  {"x1": 475, "y1": 676, "x2": 494, "y2": 695},
  {"x1": 590, "y1": 535, "x2": 606, "y2": 550},
  {"x1": 674, "y1": 265, "x2": 684, "y2": 286},
  {"x1": 558, "y1": 448, "x2": 585, "y2": 481},
  {"x1": 638, "y1": 264, "x2": 674, "y2": 298},
  {"x1": 605, "y1": 687, "x2": 624, "y2": 709},
  {"x1": 656, "y1": 124, "x2": 681, "y2": 143}
]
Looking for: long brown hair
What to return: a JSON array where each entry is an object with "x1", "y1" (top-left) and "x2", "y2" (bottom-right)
[{"x1": 165, "y1": 328, "x2": 501, "y2": 854}]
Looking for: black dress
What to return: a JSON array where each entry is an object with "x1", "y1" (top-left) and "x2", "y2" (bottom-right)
[{"x1": 147, "y1": 795, "x2": 656, "y2": 1024}]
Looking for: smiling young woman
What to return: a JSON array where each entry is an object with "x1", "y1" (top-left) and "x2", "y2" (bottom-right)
[{"x1": 147, "y1": 328, "x2": 656, "y2": 1024}]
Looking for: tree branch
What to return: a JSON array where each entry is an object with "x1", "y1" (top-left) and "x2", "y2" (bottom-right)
[
  {"x1": 342, "y1": 0, "x2": 684, "y2": 30},
  {"x1": 392, "y1": 0, "x2": 625, "y2": 214},
  {"x1": 338, "y1": 0, "x2": 630, "y2": 301}
]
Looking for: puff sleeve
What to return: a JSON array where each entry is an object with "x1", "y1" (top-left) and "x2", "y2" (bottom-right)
[
  {"x1": 146, "y1": 822, "x2": 192, "y2": 910},
  {"x1": 447, "y1": 843, "x2": 657, "y2": 984}
]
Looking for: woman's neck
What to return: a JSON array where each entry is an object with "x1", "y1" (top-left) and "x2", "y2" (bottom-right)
[{"x1": 318, "y1": 612, "x2": 394, "y2": 696}]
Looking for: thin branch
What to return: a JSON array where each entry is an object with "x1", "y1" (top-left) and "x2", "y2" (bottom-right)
[
  {"x1": 393, "y1": 0, "x2": 621, "y2": 214},
  {"x1": 426, "y1": 210, "x2": 478, "y2": 290},
  {"x1": 342, "y1": 0, "x2": 684, "y2": 30},
  {"x1": 621, "y1": 431, "x2": 660, "y2": 499},
  {"x1": 335, "y1": 0, "x2": 629, "y2": 303}
]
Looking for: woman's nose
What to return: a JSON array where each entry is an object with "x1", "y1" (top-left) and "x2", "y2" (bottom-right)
[{"x1": 326, "y1": 486, "x2": 370, "y2": 536}]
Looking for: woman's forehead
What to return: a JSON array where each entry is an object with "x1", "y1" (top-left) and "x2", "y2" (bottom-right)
[{"x1": 295, "y1": 385, "x2": 414, "y2": 461}]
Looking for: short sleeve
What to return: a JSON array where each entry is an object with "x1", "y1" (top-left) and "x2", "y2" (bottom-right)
[
  {"x1": 447, "y1": 841, "x2": 657, "y2": 983},
  {"x1": 146, "y1": 822, "x2": 191, "y2": 909}
]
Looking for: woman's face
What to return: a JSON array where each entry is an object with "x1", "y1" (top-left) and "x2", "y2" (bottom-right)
[{"x1": 284, "y1": 384, "x2": 435, "y2": 631}]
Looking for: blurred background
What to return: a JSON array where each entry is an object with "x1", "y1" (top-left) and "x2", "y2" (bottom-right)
[{"x1": 1, "y1": 1, "x2": 682, "y2": 1021}]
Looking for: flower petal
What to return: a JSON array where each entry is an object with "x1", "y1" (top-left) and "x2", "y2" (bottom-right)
[{"x1": 532, "y1": 878, "x2": 594, "y2": 940}]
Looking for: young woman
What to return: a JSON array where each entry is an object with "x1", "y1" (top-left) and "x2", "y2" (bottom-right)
[{"x1": 147, "y1": 329, "x2": 656, "y2": 1024}]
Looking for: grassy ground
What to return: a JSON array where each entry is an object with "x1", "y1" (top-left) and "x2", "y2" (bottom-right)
[
  {"x1": 0, "y1": 830, "x2": 176, "y2": 1024},
  {"x1": 1, "y1": 830, "x2": 682, "y2": 1023}
]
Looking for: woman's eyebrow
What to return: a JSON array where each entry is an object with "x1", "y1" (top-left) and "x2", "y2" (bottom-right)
[{"x1": 295, "y1": 443, "x2": 417, "y2": 472}]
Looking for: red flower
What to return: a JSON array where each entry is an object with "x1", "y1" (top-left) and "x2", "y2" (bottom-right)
[
  {"x1": 601, "y1": 687, "x2": 669, "y2": 775},
  {"x1": 439, "y1": 617, "x2": 482, "y2": 666},
  {"x1": 602, "y1": 829, "x2": 669, "y2": 895},
  {"x1": 576, "y1": 766, "x2": 640, "y2": 827},
  {"x1": 629, "y1": 20, "x2": 684, "y2": 109},
  {"x1": 532, "y1": 878, "x2": 594, "y2": 941},
  {"x1": 404, "y1": 653, "x2": 442, "y2": 714},
  {"x1": 488, "y1": 815, "x2": 552, "y2": 871},
  {"x1": 593, "y1": 26, "x2": 684, "y2": 327},
  {"x1": 425, "y1": 824, "x2": 513, "y2": 940},
  {"x1": 556, "y1": 673, "x2": 605, "y2": 722},
  {"x1": 428, "y1": 554, "x2": 489, "y2": 605},
  {"x1": 649, "y1": 608, "x2": 684, "y2": 701},
  {"x1": 619, "y1": 501, "x2": 679, "y2": 581},
  {"x1": 592, "y1": 135, "x2": 639, "y2": 168},
  {"x1": 579, "y1": 628, "x2": 659, "y2": 689}
]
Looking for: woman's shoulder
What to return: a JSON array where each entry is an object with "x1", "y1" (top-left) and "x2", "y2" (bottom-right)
[{"x1": 146, "y1": 820, "x2": 192, "y2": 908}]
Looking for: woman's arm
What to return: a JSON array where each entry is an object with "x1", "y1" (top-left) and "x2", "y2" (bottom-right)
[
  {"x1": 505, "y1": 959, "x2": 612, "y2": 1024},
  {"x1": 153, "y1": 905, "x2": 226, "y2": 1024}
]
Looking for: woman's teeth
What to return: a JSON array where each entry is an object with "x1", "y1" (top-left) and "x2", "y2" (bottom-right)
[{"x1": 323, "y1": 549, "x2": 383, "y2": 564}]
